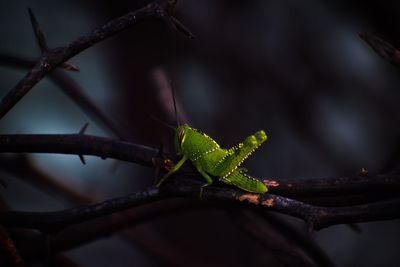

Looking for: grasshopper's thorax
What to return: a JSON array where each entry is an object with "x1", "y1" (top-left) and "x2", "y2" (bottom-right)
[
  {"x1": 174, "y1": 124, "x2": 190, "y2": 155},
  {"x1": 175, "y1": 125, "x2": 223, "y2": 163}
]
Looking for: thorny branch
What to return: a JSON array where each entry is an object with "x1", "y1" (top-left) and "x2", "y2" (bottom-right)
[
  {"x1": 0, "y1": 0, "x2": 186, "y2": 119},
  {"x1": 0, "y1": 134, "x2": 159, "y2": 167}
]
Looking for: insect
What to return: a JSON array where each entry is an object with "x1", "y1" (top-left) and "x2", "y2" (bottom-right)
[{"x1": 157, "y1": 124, "x2": 268, "y2": 194}]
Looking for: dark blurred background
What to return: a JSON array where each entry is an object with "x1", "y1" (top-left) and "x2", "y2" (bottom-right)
[{"x1": 1, "y1": 0, "x2": 400, "y2": 266}]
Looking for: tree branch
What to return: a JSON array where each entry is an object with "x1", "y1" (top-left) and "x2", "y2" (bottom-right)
[
  {"x1": 0, "y1": 0, "x2": 184, "y2": 119},
  {"x1": 1, "y1": 178, "x2": 399, "y2": 232},
  {"x1": 0, "y1": 187, "x2": 162, "y2": 231},
  {"x1": 0, "y1": 134, "x2": 159, "y2": 167},
  {"x1": 165, "y1": 179, "x2": 400, "y2": 230}
]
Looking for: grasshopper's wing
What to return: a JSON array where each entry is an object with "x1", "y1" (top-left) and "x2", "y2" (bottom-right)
[{"x1": 221, "y1": 169, "x2": 267, "y2": 193}]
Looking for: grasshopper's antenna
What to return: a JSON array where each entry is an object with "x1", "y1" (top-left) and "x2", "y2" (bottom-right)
[
  {"x1": 171, "y1": 86, "x2": 180, "y2": 127},
  {"x1": 150, "y1": 115, "x2": 176, "y2": 131}
]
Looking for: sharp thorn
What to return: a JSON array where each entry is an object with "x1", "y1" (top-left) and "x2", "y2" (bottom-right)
[
  {"x1": 170, "y1": 16, "x2": 195, "y2": 39},
  {"x1": 79, "y1": 122, "x2": 89, "y2": 135},
  {"x1": 61, "y1": 62, "x2": 80, "y2": 72},
  {"x1": 79, "y1": 154, "x2": 86, "y2": 165},
  {"x1": 27, "y1": 7, "x2": 48, "y2": 52},
  {"x1": 77, "y1": 123, "x2": 89, "y2": 164}
]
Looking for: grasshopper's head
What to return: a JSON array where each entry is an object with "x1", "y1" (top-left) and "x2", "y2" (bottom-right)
[{"x1": 174, "y1": 124, "x2": 190, "y2": 154}]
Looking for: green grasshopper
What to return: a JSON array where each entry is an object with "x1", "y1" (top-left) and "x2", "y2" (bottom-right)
[{"x1": 157, "y1": 124, "x2": 268, "y2": 194}]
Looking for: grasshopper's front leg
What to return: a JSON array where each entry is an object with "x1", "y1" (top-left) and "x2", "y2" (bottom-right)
[{"x1": 156, "y1": 155, "x2": 188, "y2": 187}]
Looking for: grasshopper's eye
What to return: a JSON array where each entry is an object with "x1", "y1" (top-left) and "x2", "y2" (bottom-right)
[{"x1": 178, "y1": 128, "x2": 186, "y2": 144}]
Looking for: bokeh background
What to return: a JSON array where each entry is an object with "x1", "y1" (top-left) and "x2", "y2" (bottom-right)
[{"x1": 1, "y1": 0, "x2": 400, "y2": 266}]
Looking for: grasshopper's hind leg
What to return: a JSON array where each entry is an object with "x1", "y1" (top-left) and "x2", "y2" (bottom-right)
[
  {"x1": 215, "y1": 130, "x2": 267, "y2": 178},
  {"x1": 222, "y1": 169, "x2": 268, "y2": 193}
]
